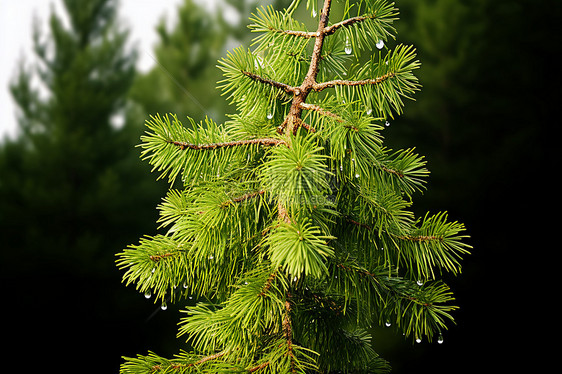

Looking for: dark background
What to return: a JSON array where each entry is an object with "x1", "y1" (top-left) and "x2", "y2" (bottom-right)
[{"x1": 0, "y1": 0, "x2": 556, "y2": 372}]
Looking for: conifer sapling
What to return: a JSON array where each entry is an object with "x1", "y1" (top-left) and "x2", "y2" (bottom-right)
[{"x1": 117, "y1": 0, "x2": 471, "y2": 372}]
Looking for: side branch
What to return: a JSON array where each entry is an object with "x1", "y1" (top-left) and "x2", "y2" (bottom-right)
[
  {"x1": 274, "y1": 28, "x2": 318, "y2": 39},
  {"x1": 151, "y1": 351, "x2": 227, "y2": 372},
  {"x1": 270, "y1": 14, "x2": 374, "y2": 39},
  {"x1": 299, "y1": 102, "x2": 343, "y2": 122},
  {"x1": 242, "y1": 71, "x2": 297, "y2": 94},
  {"x1": 249, "y1": 362, "x2": 270, "y2": 372},
  {"x1": 381, "y1": 165, "x2": 404, "y2": 178},
  {"x1": 221, "y1": 190, "x2": 266, "y2": 208},
  {"x1": 323, "y1": 15, "x2": 371, "y2": 35},
  {"x1": 169, "y1": 138, "x2": 286, "y2": 150},
  {"x1": 231, "y1": 190, "x2": 266, "y2": 203},
  {"x1": 149, "y1": 252, "x2": 177, "y2": 262},
  {"x1": 395, "y1": 234, "x2": 443, "y2": 243},
  {"x1": 313, "y1": 72, "x2": 396, "y2": 92},
  {"x1": 258, "y1": 270, "x2": 278, "y2": 297},
  {"x1": 283, "y1": 297, "x2": 296, "y2": 373}
]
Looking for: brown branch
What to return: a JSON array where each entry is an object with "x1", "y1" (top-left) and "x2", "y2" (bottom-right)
[
  {"x1": 190, "y1": 351, "x2": 227, "y2": 366},
  {"x1": 323, "y1": 15, "x2": 370, "y2": 35},
  {"x1": 336, "y1": 263, "x2": 376, "y2": 278},
  {"x1": 313, "y1": 72, "x2": 396, "y2": 92},
  {"x1": 381, "y1": 165, "x2": 404, "y2": 178},
  {"x1": 149, "y1": 252, "x2": 177, "y2": 262},
  {"x1": 220, "y1": 190, "x2": 266, "y2": 208},
  {"x1": 170, "y1": 138, "x2": 286, "y2": 150},
  {"x1": 242, "y1": 71, "x2": 297, "y2": 94},
  {"x1": 231, "y1": 190, "x2": 266, "y2": 203},
  {"x1": 258, "y1": 271, "x2": 278, "y2": 297},
  {"x1": 151, "y1": 351, "x2": 227, "y2": 372},
  {"x1": 299, "y1": 102, "x2": 343, "y2": 123},
  {"x1": 346, "y1": 218, "x2": 372, "y2": 231},
  {"x1": 283, "y1": 297, "x2": 296, "y2": 374},
  {"x1": 274, "y1": 28, "x2": 318, "y2": 39},
  {"x1": 248, "y1": 361, "x2": 270, "y2": 372},
  {"x1": 281, "y1": 116, "x2": 316, "y2": 135},
  {"x1": 269, "y1": 13, "x2": 374, "y2": 39},
  {"x1": 278, "y1": 202, "x2": 292, "y2": 224},
  {"x1": 395, "y1": 234, "x2": 443, "y2": 243},
  {"x1": 299, "y1": 121, "x2": 316, "y2": 133}
]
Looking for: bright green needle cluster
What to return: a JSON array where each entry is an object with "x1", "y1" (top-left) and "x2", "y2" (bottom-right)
[{"x1": 117, "y1": 1, "x2": 470, "y2": 372}]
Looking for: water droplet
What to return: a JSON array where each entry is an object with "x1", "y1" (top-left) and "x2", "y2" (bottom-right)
[
  {"x1": 344, "y1": 37, "x2": 352, "y2": 55},
  {"x1": 208, "y1": 255, "x2": 214, "y2": 260},
  {"x1": 385, "y1": 120, "x2": 390, "y2": 127},
  {"x1": 267, "y1": 110, "x2": 274, "y2": 120},
  {"x1": 144, "y1": 291, "x2": 151, "y2": 299},
  {"x1": 183, "y1": 282, "x2": 188, "y2": 289},
  {"x1": 376, "y1": 39, "x2": 384, "y2": 49},
  {"x1": 161, "y1": 301, "x2": 168, "y2": 310},
  {"x1": 416, "y1": 280, "x2": 423, "y2": 286},
  {"x1": 151, "y1": 268, "x2": 155, "y2": 274},
  {"x1": 366, "y1": 108, "x2": 372, "y2": 115},
  {"x1": 189, "y1": 296, "x2": 193, "y2": 299},
  {"x1": 437, "y1": 334, "x2": 444, "y2": 344},
  {"x1": 416, "y1": 337, "x2": 422, "y2": 343},
  {"x1": 355, "y1": 173, "x2": 360, "y2": 178},
  {"x1": 385, "y1": 321, "x2": 391, "y2": 327}
]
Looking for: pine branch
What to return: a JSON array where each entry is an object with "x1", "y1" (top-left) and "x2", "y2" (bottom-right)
[
  {"x1": 299, "y1": 102, "x2": 343, "y2": 122},
  {"x1": 169, "y1": 137, "x2": 286, "y2": 150},
  {"x1": 119, "y1": 1, "x2": 470, "y2": 371},
  {"x1": 248, "y1": 361, "x2": 270, "y2": 372},
  {"x1": 230, "y1": 189, "x2": 266, "y2": 204},
  {"x1": 312, "y1": 71, "x2": 396, "y2": 92},
  {"x1": 324, "y1": 15, "x2": 373, "y2": 35},
  {"x1": 242, "y1": 71, "x2": 298, "y2": 94},
  {"x1": 283, "y1": 297, "x2": 296, "y2": 374},
  {"x1": 149, "y1": 351, "x2": 228, "y2": 372}
]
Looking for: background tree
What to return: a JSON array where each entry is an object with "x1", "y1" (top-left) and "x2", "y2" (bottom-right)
[
  {"x1": 0, "y1": 0, "x2": 167, "y2": 370},
  {"x1": 368, "y1": 1, "x2": 556, "y2": 372},
  {"x1": 117, "y1": 0, "x2": 470, "y2": 372}
]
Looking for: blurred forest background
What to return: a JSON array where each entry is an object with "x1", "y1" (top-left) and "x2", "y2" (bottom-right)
[{"x1": 0, "y1": 0, "x2": 556, "y2": 372}]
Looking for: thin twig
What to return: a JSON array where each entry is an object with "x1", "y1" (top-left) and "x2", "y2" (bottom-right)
[
  {"x1": 283, "y1": 296, "x2": 296, "y2": 373},
  {"x1": 323, "y1": 15, "x2": 371, "y2": 35},
  {"x1": 299, "y1": 102, "x2": 343, "y2": 122},
  {"x1": 313, "y1": 72, "x2": 396, "y2": 92},
  {"x1": 242, "y1": 71, "x2": 297, "y2": 94},
  {"x1": 248, "y1": 361, "x2": 270, "y2": 372},
  {"x1": 169, "y1": 138, "x2": 286, "y2": 150},
  {"x1": 275, "y1": 28, "x2": 318, "y2": 39}
]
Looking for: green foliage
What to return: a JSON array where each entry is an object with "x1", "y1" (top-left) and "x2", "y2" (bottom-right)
[
  {"x1": 0, "y1": 0, "x2": 162, "y2": 275},
  {"x1": 117, "y1": 0, "x2": 470, "y2": 372}
]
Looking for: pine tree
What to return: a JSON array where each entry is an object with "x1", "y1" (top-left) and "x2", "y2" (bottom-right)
[
  {"x1": 2, "y1": 0, "x2": 143, "y2": 273},
  {"x1": 117, "y1": 1, "x2": 471, "y2": 372}
]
